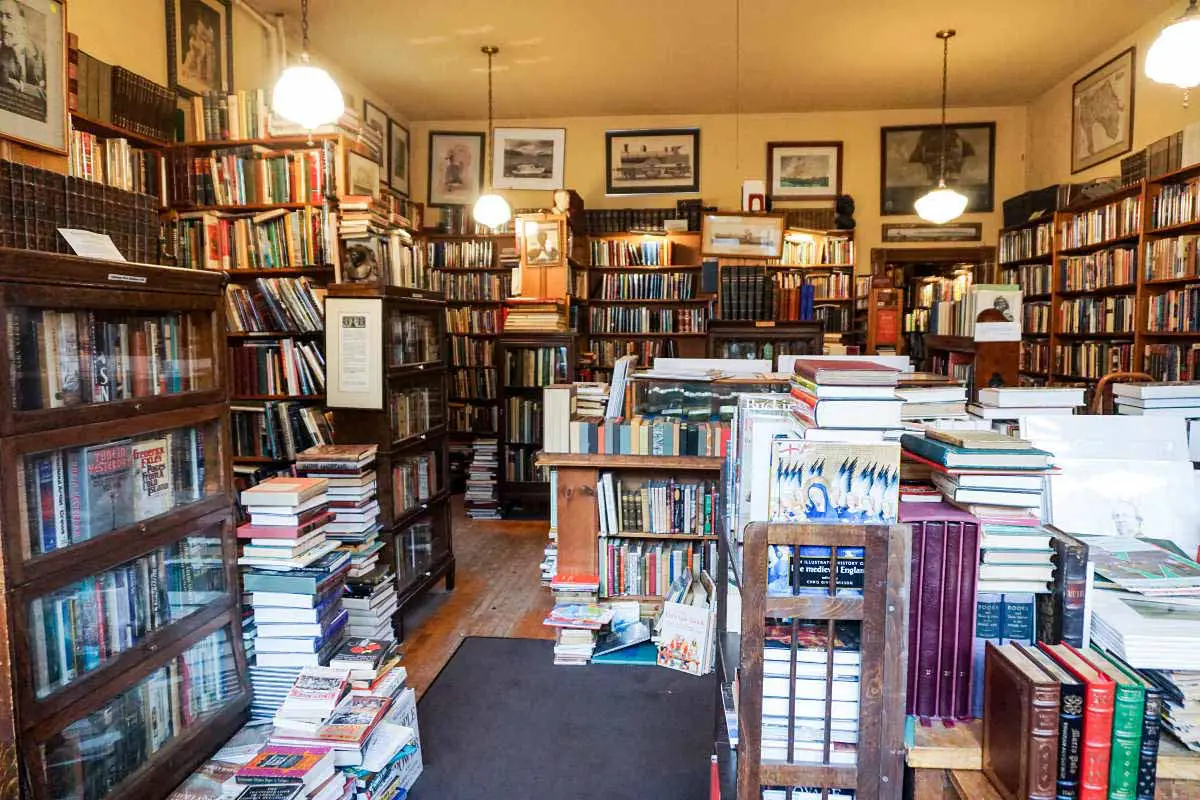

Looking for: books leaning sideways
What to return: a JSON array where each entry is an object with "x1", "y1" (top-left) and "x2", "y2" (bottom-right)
[
  {"x1": 294, "y1": 445, "x2": 382, "y2": 580},
  {"x1": 789, "y1": 357, "x2": 904, "y2": 443}
]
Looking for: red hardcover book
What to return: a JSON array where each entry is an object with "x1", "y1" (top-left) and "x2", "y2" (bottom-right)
[{"x1": 1040, "y1": 642, "x2": 1116, "y2": 800}]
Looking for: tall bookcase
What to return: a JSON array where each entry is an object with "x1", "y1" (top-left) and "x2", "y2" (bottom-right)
[
  {"x1": 0, "y1": 252, "x2": 248, "y2": 798},
  {"x1": 324, "y1": 283, "x2": 452, "y2": 638}
]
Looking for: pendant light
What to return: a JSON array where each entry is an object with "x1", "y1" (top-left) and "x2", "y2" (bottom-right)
[
  {"x1": 473, "y1": 46, "x2": 512, "y2": 230},
  {"x1": 1146, "y1": 0, "x2": 1200, "y2": 106},
  {"x1": 272, "y1": 0, "x2": 345, "y2": 135},
  {"x1": 914, "y1": 30, "x2": 969, "y2": 225}
]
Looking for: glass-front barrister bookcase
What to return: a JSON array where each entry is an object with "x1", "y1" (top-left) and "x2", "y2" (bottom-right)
[{"x1": 0, "y1": 251, "x2": 249, "y2": 799}]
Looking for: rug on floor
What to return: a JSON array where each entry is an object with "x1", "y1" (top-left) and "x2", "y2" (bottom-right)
[{"x1": 408, "y1": 636, "x2": 716, "y2": 800}]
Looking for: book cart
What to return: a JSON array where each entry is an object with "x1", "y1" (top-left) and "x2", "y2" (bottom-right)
[
  {"x1": 0, "y1": 252, "x2": 249, "y2": 798},
  {"x1": 715, "y1": 522, "x2": 910, "y2": 800},
  {"x1": 324, "y1": 283, "x2": 452, "y2": 640}
]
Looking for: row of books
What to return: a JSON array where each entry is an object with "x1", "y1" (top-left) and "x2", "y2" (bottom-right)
[
  {"x1": 599, "y1": 539, "x2": 715, "y2": 598},
  {"x1": 71, "y1": 48, "x2": 175, "y2": 143},
  {"x1": 589, "y1": 239, "x2": 672, "y2": 266},
  {"x1": 389, "y1": 314, "x2": 439, "y2": 366},
  {"x1": 68, "y1": 130, "x2": 164, "y2": 197},
  {"x1": 443, "y1": 272, "x2": 510, "y2": 300},
  {"x1": 1057, "y1": 294, "x2": 1136, "y2": 334},
  {"x1": 1024, "y1": 301, "x2": 1052, "y2": 335},
  {"x1": 1053, "y1": 341, "x2": 1134, "y2": 379},
  {"x1": 393, "y1": 452, "x2": 439, "y2": 519},
  {"x1": 391, "y1": 386, "x2": 441, "y2": 439},
  {"x1": 1151, "y1": 174, "x2": 1200, "y2": 229},
  {"x1": 915, "y1": 272, "x2": 971, "y2": 308},
  {"x1": 226, "y1": 278, "x2": 326, "y2": 334},
  {"x1": 1058, "y1": 195, "x2": 1142, "y2": 249},
  {"x1": 591, "y1": 338, "x2": 676, "y2": 369},
  {"x1": 174, "y1": 207, "x2": 333, "y2": 270},
  {"x1": 230, "y1": 338, "x2": 326, "y2": 398},
  {"x1": 446, "y1": 307, "x2": 501, "y2": 334},
  {"x1": 1147, "y1": 286, "x2": 1200, "y2": 333},
  {"x1": 450, "y1": 403, "x2": 498, "y2": 434},
  {"x1": 597, "y1": 272, "x2": 696, "y2": 300},
  {"x1": 448, "y1": 336, "x2": 494, "y2": 367},
  {"x1": 8, "y1": 308, "x2": 210, "y2": 411},
  {"x1": 1004, "y1": 263, "x2": 1052, "y2": 296},
  {"x1": 588, "y1": 307, "x2": 708, "y2": 334},
  {"x1": 999, "y1": 221, "x2": 1054, "y2": 264},
  {"x1": 1145, "y1": 234, "x2": 1200, "y2": 282},
  {"x1": 778, "y1": 235, "x2": 855, "y2": 266},
  {"x1": 1143, "y1": 342, "x2": 1200, "y2": 381},
  {"x1": 187, "y1": 89, "x2": 273, "y2": 143},
  {"x1": 425, "y1": 239, "x2": 495, "y2": 269},
  {"x1": 594, "y1": 473, "x2": 718, "y2": 535},
  {"x1": 582, "y1": 206, "x2": 696, "y2": 235},
  {"x1": 569, "y1": 417, "x2": 730, "y2": 457},
  {"x1": 505, "y1": 346, "x2": 570, "y2": 387},
  {"x1": 175, "y1": 146, "x2": 331, "y2": 207},
  {"x1": 504, "y1": 396, "x2": 542, "y2": 444},
  {"x1": 504, "y1": 448, "x2": 546, "y2": 483},
  {"x1": 1021, "y1": 340, "x2": 1051, "y2": 374},
  {"x1": 719, "y1": 268, "x2": 851, "y2": 323},
  {"x1": 450, "y1": 367, "x2": 496, "y2": 399},
  {"x1": 341, "y1": 229, "x2": 441, "y2": 293},
  {"x1": 1060, "y1": 247, "x2": 1136, "y2": 292},
  {"x1": 231, "y1": 402, "x2": 334, "y2": 461}
]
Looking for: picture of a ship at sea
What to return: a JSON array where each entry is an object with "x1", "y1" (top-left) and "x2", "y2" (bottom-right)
[{"x1": 767, "y1": 438, "x2": 901, "y2": 524}]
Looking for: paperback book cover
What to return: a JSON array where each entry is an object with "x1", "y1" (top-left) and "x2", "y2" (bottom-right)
[
  {"x1": 132, "y1": 437, "x2": 174, "y2": 520},
  {"x1": 77, "y1": 439, "x2": 134, "y2": 540},
  {"x1": 236, "y1": 745, "x2": 332, "y2": 785},
  {"x1": 315, "y1": 693, "x2": 391, "y2": 745},
  {"x1": 768, "y1": 438, "x2": 900, "y2": 524}
]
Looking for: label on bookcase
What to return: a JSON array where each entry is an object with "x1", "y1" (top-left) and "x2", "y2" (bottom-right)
[
  {"x1": 754, "y1": 321, "x2": 775, "y2": 328},
  {"x1": 106, "y1": 273, "x2": 148, "y2": 285}
]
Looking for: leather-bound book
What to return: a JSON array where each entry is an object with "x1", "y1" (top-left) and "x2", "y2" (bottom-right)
[
  {"x1": 1040, "y1": 643, "x2": 1115, "y2": 800},
  {"x1": 983, "y1": 642, "x2": 1060, "y2": 800},
  {"x1": 1017, "y1": 642, "x2": 1084, "y2": 800}
]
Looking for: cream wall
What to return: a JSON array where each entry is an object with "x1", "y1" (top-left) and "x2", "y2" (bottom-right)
[
  {"x1": 1025, "y1": 2, "x2": 1192, "y2": 188},
  {"x1": 411, "y1": 106, "x2": 1028, "y2": 260}
]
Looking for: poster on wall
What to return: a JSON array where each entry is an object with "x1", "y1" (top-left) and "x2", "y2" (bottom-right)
[
  {"x1": 1072, "y1": 47, "x2": 1135, "y2": 174},
  {"x1": 0, "y1": 0, "x2": 66, "y2": 154},
  {"x1": 880, "y1": 122, "x2": 995, "y2": 215},
  {"x1": 166, "y1": 0, "x2": 233, "y2": 97},
  {"x1": 493, "y1": 127, "x2": 565, "y2": 191},
  {"x1": 766, "y1": 141, "x2": 842, "y2": 200},
  {"x1": 427, "y1": 131, "x2": 484, "y2": 206}
]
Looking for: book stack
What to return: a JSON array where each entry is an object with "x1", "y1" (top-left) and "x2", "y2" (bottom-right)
[
  {"x1": 233, "y1": 744, "x2": 349, "y2": 799},
  {"x1": 342, "y1": 572, "x2": 399, "y2": 643},
  {"x1": 789, "y1": 358, "x2": 905, "y2": 443},
  {"x1": 544, "y1": 575, "x2": 610, "y2": 665},
  {"x1": 502, "y1": 300, "x2": 570, "y2": 333},
  {"x1": 895, "y1": 372, "x2": 968, "y2": 423},
  {"x1": 465, "y1": 437, "x2": 500, "y2": 520},
  {"x1": 294, "y1": 445, "x2": 382, "y2": 580},
  {"x1": 967, "y1": 386, "x2": 1084, "y2": 435},
  {"x1": 1113, "y1": 382, "x2": 1200, "y2": 460}
]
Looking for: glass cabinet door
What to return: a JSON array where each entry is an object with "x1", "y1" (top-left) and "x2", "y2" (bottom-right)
[
  {"x1": 393, "y1": 449, "x2": 442, "y2": 520},
  {"x1": 390, "y1": 383, "x2": 445, "y2": 442},
  {"x1": 387, "y1": 310, "x2": 439, "y2": 368}
]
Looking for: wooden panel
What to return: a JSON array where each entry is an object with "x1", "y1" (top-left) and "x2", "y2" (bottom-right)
[
  {"x1": 907, "y1": 719, "x2": 984, "y2": 770},
  {"x1": 758, "y1": 763, "x2": 857, "y2": 788},
  {"x1": 948, "y1": 770, "x2": 1004, "y2": 800},
  {"x1": 880, "y1": 526, "x2": 912, "y2": 795},
  {"x1": 765, "y1": 524, "x2": 867, "y2": 547},
  {"x1": 554, "y1": 466, "x2": 600, "y2": 578},
  {"x1": 763, "y1": 596, "x2": 865, "y2": 620},
  {"x1": 535, "y1": 452, "x2": 723, "y2": 471}
]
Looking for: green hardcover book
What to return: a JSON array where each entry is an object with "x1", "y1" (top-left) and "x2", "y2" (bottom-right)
[{"x1": 1084, "y1": 647, "x2": 1145, "y2": 800}]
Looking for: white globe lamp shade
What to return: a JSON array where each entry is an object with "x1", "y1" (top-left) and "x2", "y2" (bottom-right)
[
  {"x1": 914, "y1": 183, "x2": 969, "y2": 225},
  {"x1": 1146, "y1": 14, "x2": 1200, "y2": 89},
  {"x1": 473, "y1": 192, "x2": 512, "y2": 229},
  {"x1": 272, "y1": 57, "x2": 345, "y2": 131}
]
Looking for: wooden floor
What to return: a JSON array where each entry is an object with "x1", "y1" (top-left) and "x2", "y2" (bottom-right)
[{"x1": 397, "y1": 497, "x2": 555, "y2": 697}]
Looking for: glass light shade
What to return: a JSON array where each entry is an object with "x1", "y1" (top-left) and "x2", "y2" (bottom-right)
[
  {"x1": 473, "y1": 192, "x2": 512, "y2": 229},
  {"x1": 914, "y1": 182, "x2": 969, "y2": 224},
  {"x1": 1146, "y1": 15, "x2": 1200, "y2": 88},
  {"x1": 272, "y1": 57, "x2": 345, "y2": 131}
]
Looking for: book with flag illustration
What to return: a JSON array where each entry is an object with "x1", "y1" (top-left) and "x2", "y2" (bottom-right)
[{"x1": 768, "y1": 437, "x2": 900, "y2": 524}]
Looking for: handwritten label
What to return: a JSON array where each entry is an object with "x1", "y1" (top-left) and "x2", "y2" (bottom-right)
[{"x1": 59, "y1": 228, "x2": 127, "y2": 262}]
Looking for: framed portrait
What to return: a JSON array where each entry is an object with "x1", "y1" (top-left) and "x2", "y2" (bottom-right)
[
  {"x1": 428, "y1": 131, "x2": 484, "y2": 206},
  {"x1": 166, "y1": 0, "x2": 233, "y2": 97},
  {"x1": 880, "y1": 122, "x2": 995, "y2": 216},
  {"x1": 881, "y1": 222, "x2": 983, "y2": 244},
  {"x1": 518, "y1": 213, "x2": 567, "y2": 269},
  {"x1": 1072, "y1": 47, "x2": 1135, "y2": 174},
  {"x1": 388, "y1": 119, "x2": 410, "y2": 196},
  {"x1": 493, "y1": 127, "x2": 565, "y2": 191},
  {"x1": 0, "y1": 0, "x2": 66, "y2": 154},
  {"x1": 701, "y1": 212, "x2": 785, "y2": 259},
  {"x1": 346, "y1": 149, "x2": 380, "y2": 199},
  {"x1": 767, "y1": 141, "x2": 842, "y2": 200},
  {"x1": 362, "y1": 99, "x2": 387, "y2": 160},
  {"x1": 605, "y1": 128, "x2": 699, "y2": 195}
]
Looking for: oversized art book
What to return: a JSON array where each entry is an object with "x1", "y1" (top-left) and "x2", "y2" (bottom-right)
[{"x1": 768, "y1": 437, "x2": 900, "y2": 524}]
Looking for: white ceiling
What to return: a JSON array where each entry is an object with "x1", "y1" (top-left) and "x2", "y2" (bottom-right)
[{"x1": 247, "y1": 0, "x2": 1172, "y2": 121}]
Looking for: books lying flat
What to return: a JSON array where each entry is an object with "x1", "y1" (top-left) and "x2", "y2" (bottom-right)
[
  {"x1": 926, "y1": 428, "x2": 1032, "y2": 450},
  {"x1": 901, "y1": 433, "x2": 1052, "y2": 470},
  {"x1": 1113, "y1": 381, "x2": 1200, "y2": 401},
  {"x1": 277, "y1": 666, "x2": 350, "y2": 720},
  {"x1": 792, "y1": 358, "x2": 899, "y2": 386},
  {"x1": 791, "y1": 393, "x2": 903, "y2": 429},
  {"x1": 1084, "y1": 536, "x2": 1200, "y2": 595},
  {"x1": 543, "y1": 603, "x2": 614, "y2": 629},
  {"x1": 791, "y1": 376, "x2": 898, "y2": 400},
  {"x1": 238, "y1": 511, "x2": 335, "y2": 540},
  {"x1": 977, "y1": 386, "x2": 1086, "y2": 408},
  {"x1": 238, "y1": 540, "x2": 340, "y2": 570},
  {"x1": 240, "y1": 477, "x2": 328, "y2": 507},
  {"x1": 236, "y1": 745, "x2": 335, "y2": 789},
  {"x1": 968, "y1": 403, "x2": 1076, "y2": 420}
]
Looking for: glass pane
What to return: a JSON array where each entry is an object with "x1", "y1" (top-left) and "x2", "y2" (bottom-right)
[
  {"x1": 7, "y1": 308, "x2": 216, "y2": 411},
  {"x1": 396, "y1": 519, "x2": 434, "y2": 589},
  {"x1": 19, "y1": 420, "x2": 222, "y2": 559},
  {"x1": 40, "y1": 625, "x2": 241, "y2": 800},
  {"x1": 388, "y1": 311, "x2": 439, "y2": 367},
  {"x1": 391, "y1": 384, "x2": 445, "y2": 440},
  {"x1": 502, "y1": 345, "x2": 569, "y2": 387},
  {"x1": 393, "y1": 450, "x2": 441, "y2": 519},
  {"x1": 28, "y1": 535, "x2": 226, "y2": 700},
  {"x1": 230, "y1": 403, "x2": 333, "y2": 460}
]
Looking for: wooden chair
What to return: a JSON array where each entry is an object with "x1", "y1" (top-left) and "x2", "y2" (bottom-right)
[{"x1": 1088, "y1": 371, "x2": 1154, "y2": 415}]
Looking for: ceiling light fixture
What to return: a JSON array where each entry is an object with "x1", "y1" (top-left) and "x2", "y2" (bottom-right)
[
  {"x1": 271, "y1": 0, "x2": 344, "y2": 137},
  {"x1": 915, "y1": 29, "x2": 969, "y2": 226},
  {"x1": 1146, "y1": 0, "x2": 1200, "y2": 106},
  {"x1": 473, "y1": 46, "x2": 512, "y2": 230}
]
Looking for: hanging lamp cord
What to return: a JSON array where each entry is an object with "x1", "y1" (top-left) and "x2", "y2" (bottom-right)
[
  {"x1": 938, "y1": 32, "x2": 949, "y2": 186},
  {"x1": 487, "y1": 48, "x2": 494, "y2": 183},
  {"x1": 300, "y1": 0, "x2": 310, "y2": 54}
]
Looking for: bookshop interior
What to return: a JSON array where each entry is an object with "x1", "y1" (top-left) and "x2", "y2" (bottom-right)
[{"x1": 17, "y1": 1, "x2": 1200, "y2": 799}]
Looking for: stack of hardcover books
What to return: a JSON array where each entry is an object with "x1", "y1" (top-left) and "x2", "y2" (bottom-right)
[
  {"x1": 895, "y1": 371, "x2": 968, "y2": 424},
  {"x1": 966, "y1": 386, "x2": 1084, "y2": 436},
  {"x1": 465, "y1": 437, "x2": 500, "y2": 520},
  {"x1": 295, "y1": 445, "x2": 382, "y2": 579},
  {"x1": 788, "y1": 357, "x2": 904, "y2": 443},
  {"x1": 343, "y1": 571, "x2": 399, "y2": 642}
]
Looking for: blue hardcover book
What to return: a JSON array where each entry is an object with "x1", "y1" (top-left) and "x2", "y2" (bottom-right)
[
  {"x1": 999, "y1": 592, "x2": 1036, "y2": 645},
  {"x1": 970, "y1": 592, "x2": 1003, "y2": 718},
  {"x1": 900, "y1": 433, "x2": 1052, "y2": 470}
]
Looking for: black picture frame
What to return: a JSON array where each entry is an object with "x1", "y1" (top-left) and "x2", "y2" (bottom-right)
[
  {"x1": 880, "y1": 122, "x2": 995, "y2": 216},
  {"x1": 388, "y1": 118, "x2": 410, "y2": 196},
  {"x1": 166, "y1": 0, "x2": 234, "y2": 98},
  {"x1": 882, "y1": 222, "x2": 983, "y2": 243},
  {"x1": 1071, "y1": 47, "x2": 1136, "y2": 174},
  {"x1": 605, "y1": 128, "x2": 700, "y2": 195},
  {"x1": 427, "y1": 131, "x2": 485, "y2": 207},
  {"x1": 362, "y1": 99, "x2": 388, "y2": 164}
]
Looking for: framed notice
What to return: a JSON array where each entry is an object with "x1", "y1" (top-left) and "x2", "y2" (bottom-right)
[{"x1": 326, "y1": 297, "x2": 383, "y2": 409}]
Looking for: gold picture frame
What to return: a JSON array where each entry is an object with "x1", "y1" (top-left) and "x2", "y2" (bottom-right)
[{"x1": 700, "y1": 212, "x2": 785, "y2": 259}]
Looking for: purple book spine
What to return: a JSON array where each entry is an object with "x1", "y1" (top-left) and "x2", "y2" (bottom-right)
[
  {"x1": 937, "y1": 522, "x2": 964, "y2": 719},
  {"x1": 955, "y1": 519, "x2": 981, "y2": 718},
  {"x1": 915, "y1": 521, "x2": 946, "y2": 718},
  {"x1": 906, "y1": 519, "x2": 926, "y2": 715}
]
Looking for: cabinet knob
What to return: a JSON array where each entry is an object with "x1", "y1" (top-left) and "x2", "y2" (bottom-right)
[
  {"x1": 134, "y1": 403, "x2": 143, "y2": 412},
  {"x1": 139, "y1": 523, "x2": 147, "y2": 533}
]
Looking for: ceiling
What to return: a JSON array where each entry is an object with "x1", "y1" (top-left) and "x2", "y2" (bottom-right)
[{"x1": 247, "y1": 0, "x2": 1171, "y2": 121}]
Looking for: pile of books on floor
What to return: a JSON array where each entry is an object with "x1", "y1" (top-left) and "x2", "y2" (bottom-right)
[
  {"x1": 895, "y1": 371, "x2": 967, "y2": 425},
  {"x1": 465, "y1": 437, "x2": 500, "y2": 520},
  {"x1": 296, "y1": 445, "x2": 382, "y2": 579},
  {"x1": 502, "y1": 299, "x2": 569, "y2": 332},
  {"x1": 789, "y1": 358, "x2": 904, "y2": 443},
  {"x1": 238, "y1": 476, "x2": 351, "y2": 721},
  {"x1": 967, "y1": 385, "x2": 1084, "y2": 435},
  {"x1": 544, "y1": 573, "x2": 609, "y2": 665},
  {"x1": 343, "y1": 570, "x2": 399, "y2": 643}
]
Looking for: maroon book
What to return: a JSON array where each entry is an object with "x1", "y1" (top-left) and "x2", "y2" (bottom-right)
[
  {"x1": 938, "y1": 519, "x2": 963, "y2": 718},
  {"x1": 906, "y1": 515, "x2": 926, "y2": 714},
  {"x1": 915, "y1": 520, "x2": 944, "y2": 718}
]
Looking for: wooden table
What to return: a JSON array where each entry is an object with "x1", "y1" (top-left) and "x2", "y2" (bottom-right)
[{"x1": 905, "y1": 718, "x2": 1200, "y2": 800}]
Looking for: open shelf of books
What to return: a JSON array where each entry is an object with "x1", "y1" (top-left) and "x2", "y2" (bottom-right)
[{"x1": 0, "y1": 252, "x2": 249, "y2": 800}]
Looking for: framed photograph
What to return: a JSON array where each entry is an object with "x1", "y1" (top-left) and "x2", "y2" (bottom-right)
[
  {"x1": 881, "y1": 222, "x2": 983, "y2": 244},
  {"x1": 346, "y1": 149, "x2": 380, "y2": 198},
  {"x1": 880, "y1": 122, "x2": 995, "y2": 216},
  {"x1": 1072, "y1": 47, "x2": 1135, "y2": 174},
  {"x1": 700, "y1": 212, "x2": 785, "y2": 259},
  {"x1": 166, "y1": 0, "x2": 233, "y2": 97},
  {"x1": 493, "y1": 127, "x2": 565, "y2": 191},
  {"x1": 518, "y1": 213, "x2": 567, "y2": 269},
  {"x1": 428, "y1": 131, "x2": 484, "y2": 206},
  {"x1": 0, "y1": 0, "x2": 66, "y2": 154},
  {"x1": 387, "y1": 119, "x2": 410, "y2": 196},
  {"x1": 606, "y1": 128, "x2": 699, "y2": 195},
  {"x1": 767, "y1": 141, "x2": 842, "y2": 200},
  {"x1": 362, "y1": 100, "x2": 387, "y2": 159}
]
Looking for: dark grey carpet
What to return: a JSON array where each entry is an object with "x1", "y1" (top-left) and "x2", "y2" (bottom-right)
[{"x1": 409, "y1": 637, "x2": 716, "y2": 800}]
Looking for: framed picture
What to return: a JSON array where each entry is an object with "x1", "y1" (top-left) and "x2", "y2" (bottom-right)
[
  {"x1": 1072, "y1": 47, "x2": 1135, "y2": 174},
  {"x1": 493, "y1": 127, "x2": 565, "y2": 191},
  {"x1": 767, "y1": 141, "x2": 842, "y2": 200},
  {"x1": 166, "y1": 0, "x2": 233, "y2": 97},
  {"x1": 346, "y1": 149, "x2": 380, "y2": 198},
  {"x1": 388, "y1": 119, "x2": 410, "y2": 196},
  {"x1": 880, "y1": 122, "x2": 995, "y2": 216},
  {"x1": 428, "y1": 131, "x2": 484, "y2": 206},
  {"x1": 0, "y1": 0, "x2": 66, "y2": 154},
  {"x1": 881, "y1": 222, "x2": 983, "y2": 244},
  {"x1": 518, "y1": 213, "x2": 567, "y2": 269},
  {"x1": 606, "y1": 128, "x2": 699, "y2": 195},
  {"x1": 362, "y1": 100, "x2": 387, "y2": 160},
  {"x1": 700, "y1": 212, "x2": 785, "y2": 259}
]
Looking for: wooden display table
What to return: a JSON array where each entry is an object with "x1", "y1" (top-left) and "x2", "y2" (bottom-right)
[{"x1": 906, "y1": 718, "x2": 1200, "y2": 800}]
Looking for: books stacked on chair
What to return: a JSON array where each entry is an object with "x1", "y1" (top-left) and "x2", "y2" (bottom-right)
[
  {"x1": 295, "y1": 445, "x2": 382, "y2": 580},
  {"x1": 465, "y1": 437, "x2": 500, "y2": 520},
  {"x1": 967, "y1": 386, "x2": 1084, "y2": 435},
  {"x1": 788, "y1": 358, "x2": 904, "y2": 443}
]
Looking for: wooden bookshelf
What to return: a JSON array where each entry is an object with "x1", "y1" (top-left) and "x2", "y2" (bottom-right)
[
  {"x1": 706, "y1": 319, "x2": 823, "y2": 360},
  {"x1": 0, "y1": 252, "x2": 249, "y2": 798}
]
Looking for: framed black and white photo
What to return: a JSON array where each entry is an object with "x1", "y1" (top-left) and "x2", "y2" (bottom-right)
[
  {"x1": 166, "y1": 0, "x2": 232, "y2": 97},
  {"x1": 1072, "y1": 47, "x2": 1135, "y2": 174},
  {"x1": 880, "y1": 122, "x2": 995, "y2": 216},
  {"x1": 428, "y1": 131, "x2": 484, "y2": 206},
  {"x1": 388, "y1": 119, "x2": 410, "y2": 196},
  {"x1": 767, "y1": 141, "x2": 842, "y2": 200},
  {"x1": 493, "y1": 127, "x2": 564, "y2": 191},
  {"x1": 346, "y1": 149, "x2": 380, "y2": 199},
  {"x1": 882, "y1": 222, "x2": 983, "y2": 244},
  {"x1": 0, "y1": 0, "x2": 66, "y2": 154},
  {"x1": 362, "y1": 99, "x2": 387, "y2": 161},
  {"x1": 701, "y1": 212, "x2": 785, "y2": 259},
  {"x1": 605, "y1": 128, "x2": 699, "y2": 195}
]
